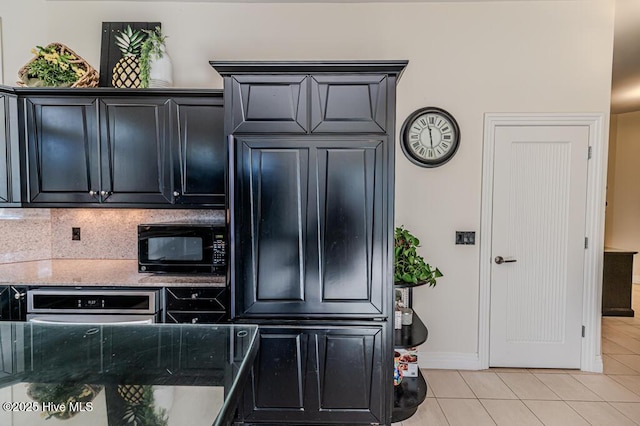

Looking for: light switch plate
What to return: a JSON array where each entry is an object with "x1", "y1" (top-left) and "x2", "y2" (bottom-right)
[{"x1": 456, "y1": 231, "x2": 475, "y2": 245}]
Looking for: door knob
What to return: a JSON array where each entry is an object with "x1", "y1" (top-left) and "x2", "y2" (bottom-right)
[{"x1": 495, "y1": 256, "x2": 517, "y2": 264}]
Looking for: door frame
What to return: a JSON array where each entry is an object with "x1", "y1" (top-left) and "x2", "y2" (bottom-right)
[{"x1": 479, "y1": 113, "x2": 607, "y2": 372}]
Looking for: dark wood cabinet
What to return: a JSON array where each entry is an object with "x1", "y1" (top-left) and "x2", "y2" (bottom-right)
[
  {"x1": 0, "y1": 286, "x2": 27, "y2": 321},
  {"x1": 17, "y1": 88, "x2": 225, "y2": 208},
  {"x1": 164, "y1": 286, "x2": 228, "y2": 324},
  {"x1": 171, "y1": 97, "x2": 226, "y2": 206},
  {"x1": 230, "y1": 75, "x2": 309, "y2": 133},
  {"x1": 213, "y1": 61, "x2": 407, "y2": 425},
  {"x1": 309, "y1": 74, "x2": 388, "y2": 133},
  {"x1": 23, "y1": 96, "x2": 100, "y2": 204},
  {"x1": 0, "y1": 88, "x2": 21, "y2": 206},
  {"x1": 235, "y1": 137, "x2": 385, "y2": 317},
  {"x1": 98, "y1": 97, "x2": 173, "y2": 204},
  {"x1": 240, "y1": 325, "x2": 385, "y2": 424},
  {"x1": 602, "y1": 248, "x2": 637, "y2": 317}
]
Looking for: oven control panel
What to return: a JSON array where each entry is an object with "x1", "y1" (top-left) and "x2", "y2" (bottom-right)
[{"x1": 27, "y1": 289, "x2": 159, "y2": 314}]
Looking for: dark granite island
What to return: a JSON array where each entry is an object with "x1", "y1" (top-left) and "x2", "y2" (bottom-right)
[{"x1": 0, "y1": 322, "x2": 258, "y2": 425}]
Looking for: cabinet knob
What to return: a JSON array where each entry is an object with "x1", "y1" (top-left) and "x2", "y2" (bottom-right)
[
  {"x1": 100, "y1": 190, "x2": 112, "y2": 196},
  {"x1": 89, "y1": 190, "x2": 96, "y2": 196},
  {"x1": 173, "y1": 191, "x2": 180, "y2": 197},
  {"x1": 191, "y1": 293, "x2": 198, "y2": 299},
  {"x1": 191, "y1": 318, "x2": 199, "y2": 324},
  {"x1": 12, "y1": 289, "x2": 25, "y2": 300}
]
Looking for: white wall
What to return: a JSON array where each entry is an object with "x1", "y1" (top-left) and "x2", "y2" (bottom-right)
[
  {"x1": 606, "y1": 111, "x2": 640, "y2": 280},
  {"x1": 0, "y1": 0, "x2": 615, "y2": 367}
]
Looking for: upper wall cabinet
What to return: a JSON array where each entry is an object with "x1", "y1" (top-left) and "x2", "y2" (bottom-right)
[
  {"x1": 230, "y1": 75, "x2": 309, "y2": 133},
  {"x1": 16, "y1": 89, "x2": 225, "y2": 208},
  {"x1": 0, "y1": 87, "x2": 21, "y2": 206},
  {"x1": 171, "y1": 97, "x2": 226, "y2": 206},
  {"x1": 227, "y1": 72, "x2": 389, "y2": 135},
  {"x1": 310, "y1": 75, "x2": 388, "y2": 133},
  {"x1": 99, "y1": 97, "x2": 173, "y2": 204}
]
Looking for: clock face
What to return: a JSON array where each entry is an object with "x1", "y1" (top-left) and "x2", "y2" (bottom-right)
[{"x1": 400, "y1": 107, "x2": 460, "y2": 167}]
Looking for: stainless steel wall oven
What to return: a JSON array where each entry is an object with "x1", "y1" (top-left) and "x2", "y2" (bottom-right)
[{"x1": 26, "y1": 288, "x2": 161, "y2": 324}]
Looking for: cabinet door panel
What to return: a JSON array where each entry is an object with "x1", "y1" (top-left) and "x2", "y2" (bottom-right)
[
  {"x1": 231, "y1": 76, "x2": 308, "y2": 133},
  {"x1": 237, "y1": 139, "x2": 310, "y2": 315},
  {"x1": 320, "y1": 147, "x2": 375, "y2": 299},
  {"x1": 314, "y1": 327, "x2": 384, "y2": 422},
  {"x1": 235, "y1": 139, "x2": 386, "y2": 317},
  {"x1": 100, "y1": 98, "x2": 172, "y2": 204},
  {"x1": 239, "y1": 325, "x2": 386, "y2": 424},
  {"x1": 0, "y1": 97, "x2": 7, "y2": 202},
  {"x1": 243, "y1": 330, "x2": 309, "y2": 421},
  {"x1": 172, "y1": 97, "x2": 225, "y2": 206},
  {"x1": 24, "y1": 97, "x2": 99, "y2": 203},
  {"x1": 317, "y1": 141, "x2": 385, "y2": 315},
  {"x1": 0, "y1": 92, "x2": 18, "y2": 204},
  {"x1": 310, "y1": 75, "x2": 387, "y2": 133}
]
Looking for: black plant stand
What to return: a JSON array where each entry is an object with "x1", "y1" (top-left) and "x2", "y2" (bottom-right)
[{"x1": 392, "y1": 282, "x2": 429, "y2": 422}]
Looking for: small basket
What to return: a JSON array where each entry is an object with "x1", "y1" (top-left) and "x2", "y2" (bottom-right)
[{"x1": 17, "y1": 42, "x2": 99, "y2": 88}]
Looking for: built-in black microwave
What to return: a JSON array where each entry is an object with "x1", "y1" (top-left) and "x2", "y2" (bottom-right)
[{"x1": 138, "y1": 222, "x2": 227, "y2": 274}]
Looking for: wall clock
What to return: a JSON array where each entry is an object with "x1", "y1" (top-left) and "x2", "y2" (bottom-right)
[{"x1": 400, "y1": 107, "x2": 460, "y2": 168}]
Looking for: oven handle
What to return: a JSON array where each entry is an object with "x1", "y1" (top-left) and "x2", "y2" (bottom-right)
[
  {"x1": 27, "y1": 315, "x2": 155, "y2": 324},
  {"x1": 30, "y1": 319, "x2": 153, "y2": 325}
]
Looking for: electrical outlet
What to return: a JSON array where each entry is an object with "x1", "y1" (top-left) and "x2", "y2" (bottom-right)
[
  {"x1": 456, "y1": 231, "x2": 475, "y2": 245},
  {"x1": 72, "y1": 227, "x2": 81, "y2": 241}
]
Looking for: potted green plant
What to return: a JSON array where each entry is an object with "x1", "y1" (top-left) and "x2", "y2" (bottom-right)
[
  {"x1": 394, "y1": 225, "x2": 443, "y2": 286},
  {"x1": 140, "y1": 26, "x2": 173, "y2": 88}
]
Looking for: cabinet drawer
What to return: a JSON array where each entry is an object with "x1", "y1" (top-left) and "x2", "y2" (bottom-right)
[
  {"x1": 165, "y1": 287, "x2": 227, "y2": 311},
  {"x1": 231, "y1": 75, "x2": 308, "y2": 133},
  {"x1": 165, "y1": 311, "x2": 227, "y2": 324},
  {"x1": 310, "y1": 75, "x2": 388, "y2": 133}
]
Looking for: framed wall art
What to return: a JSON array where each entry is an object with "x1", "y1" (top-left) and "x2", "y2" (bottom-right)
[{"x1": 99, "y1": 21, "x2": 160, "y2": 87}]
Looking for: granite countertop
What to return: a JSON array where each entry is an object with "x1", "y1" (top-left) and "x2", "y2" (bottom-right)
[
  {"x1": 0, "y1": 259, "x2": 226, "y2": 287},
  {"x1": 0, "y1": 321, "x2": 258, "y2": 426}
]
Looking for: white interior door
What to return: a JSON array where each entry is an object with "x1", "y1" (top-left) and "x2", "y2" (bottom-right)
[{"x1": 489, "y1": 124, "x2": 589, "y2": 368}]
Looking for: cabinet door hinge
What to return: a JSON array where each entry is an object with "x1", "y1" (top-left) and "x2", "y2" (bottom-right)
[
  {"x1": 588, "y1": 146, "x2": 592, "y2": 159},
  {"x1": 582, "y1": 325, "x2": 586, "y2": 338},
  {"x1": 584, "y1": 237, "x2": 589, "y2": 249}
]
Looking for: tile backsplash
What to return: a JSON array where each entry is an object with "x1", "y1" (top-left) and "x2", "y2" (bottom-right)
[
  {"x1": 0, "y1": 209, "x2": 52, "y2": 263},
  {"x1": 0, "y1": 208, "x2": 224, "y2": 263}
]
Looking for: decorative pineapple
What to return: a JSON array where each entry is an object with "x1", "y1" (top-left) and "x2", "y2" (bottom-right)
[
  {"x1": 117, "y1": 384, "x2": 168, "y2": 425},
  {"x1": 112, "y1": 25, "x2": 145, "y2": 88},
  {"x1": 117, "y1": 384, "x2": 145, "y2": 405}
]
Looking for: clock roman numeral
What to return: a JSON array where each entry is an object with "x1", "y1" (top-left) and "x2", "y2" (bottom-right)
[
  {"x1": 428, "y1": 116, "x2": 435, "y2": 125},
  {"x1": 412, "y1": 141, "x2": 421, "y2": 149},
  {"x1": 443, "y1": 134, "x2": 451, "y2": 140}
]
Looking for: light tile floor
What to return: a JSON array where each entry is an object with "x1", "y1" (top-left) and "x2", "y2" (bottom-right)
[{"x1": 394, "y1": 284, "x2": 640, "y2": 425}]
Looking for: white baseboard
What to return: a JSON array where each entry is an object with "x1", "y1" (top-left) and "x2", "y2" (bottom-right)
[
  {"x1": 418, "y1": 350, "x2": 483, "y2": 370},
  {"x1": 418, "y1": 350, "x2": 603, "y2": 372},
  {"x1": 633, "y1": 276, "x2": 640, "y2": 285},
  {"x1": 585, "y1": 354, "x2": 604, "y2": 373}
]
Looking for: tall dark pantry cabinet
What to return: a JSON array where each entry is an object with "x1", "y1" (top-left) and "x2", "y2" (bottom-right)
[{"x1": 211, "y1": 61, "x2": 407, "y2": 425}]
